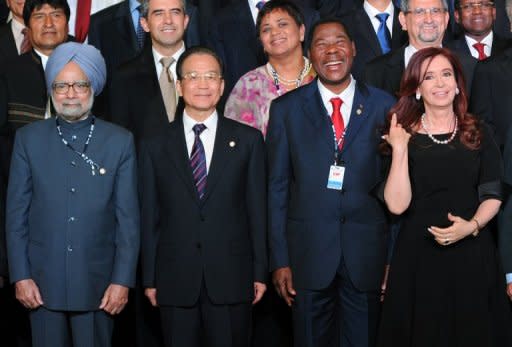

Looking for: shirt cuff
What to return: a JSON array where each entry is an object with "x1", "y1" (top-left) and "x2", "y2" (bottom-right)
[{"x1": 506, "y1": 273, "x2": 512, "y2": 284}]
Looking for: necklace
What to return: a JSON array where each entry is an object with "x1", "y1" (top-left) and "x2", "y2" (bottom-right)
[
  {"x1": 267, "y1": 57, "x2": 312, "y2": 95},
  {"x1": 420, "y1": 113, "x2": 458, "y2": 145},
  {"x1": 56, "y1": 116, "x2": 106, "y2": 175}
]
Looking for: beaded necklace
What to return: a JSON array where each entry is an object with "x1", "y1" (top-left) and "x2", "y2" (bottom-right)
[
  {"x1": 420, "y1": 113, "x2": 458, "y2": 145},
  {"x1": 266, "y1": 57, "x2": 312, "y2": 96}
]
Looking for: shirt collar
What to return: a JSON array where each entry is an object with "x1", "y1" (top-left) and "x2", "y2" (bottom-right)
[
  {"x1": 183, "y1": 109, "x2": 219, "y2": 134},
  {"x1": 11, "y1": 17, "x2": 25, "y2": 34},
  {"x1": 152, "y1": 42, "x2": 186, "y2": 67},
  {"x1": 129, "y1": 0, "x2": 140, "y2": 12},
  {"x1": 317, "y1": 75, "x2": 356, "y2": 106},
  {"x1": 465, "y1": 31, "x2": 493, "y2": 49},
  {"x1": 248, "y1": 0, "x2": 261, "y2": 9},
  {"x1": 34, "y1": 49, "x2": 50, "y2": 70},
  {"x1": 363, "y1": 0, "x2": 394, "y2": 18}
]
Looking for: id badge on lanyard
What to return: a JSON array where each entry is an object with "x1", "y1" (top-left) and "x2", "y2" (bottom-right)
[{"x1": 327, "y1": 125, "x2": 345, "y2": 190}]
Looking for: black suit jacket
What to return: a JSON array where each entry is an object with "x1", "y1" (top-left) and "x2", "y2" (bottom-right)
[
  {"x1": 364, "y1": 44, "x2": 477, "y2": 97},
  {"x1": 0, "y1": 22, "x2": 19, "y2": 66},
  {"x1": 207, "y1": 0, "x2": 319, "y2": 110},
  {"x1": 470, "y1": 47, "x2": 512, "y2": 148},
  {"x1": 109, "y1": 44, "x2": 170, "y2": 145},
  {"x1": 341, "y1": 6, "x2": 407, "y2": 80},
  {"x1": 446, "y1": 33, "x2": 511, "y2": 59},
  {"x1": 139, "y1": 115, "x2": 267, "y2": 306}
]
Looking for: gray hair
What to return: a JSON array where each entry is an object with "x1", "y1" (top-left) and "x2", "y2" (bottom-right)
[
  {"x1": 139, "y1": 0, "x2": 187, "y2": 18},
  {"x1": 400, "y1": 0, "x2": 448, "y2": 12}
]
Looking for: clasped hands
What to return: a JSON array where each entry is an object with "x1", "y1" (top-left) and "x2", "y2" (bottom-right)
[
  {"x1": 15, "y1": 279, "x2": 129, "y2": 315},
  {"x1": 428, "y1": 213, "x2": 478, "y2": 246}
]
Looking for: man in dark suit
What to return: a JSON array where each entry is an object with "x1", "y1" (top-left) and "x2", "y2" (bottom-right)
[
  {"x1": 109, "y1": 0, "x2": 190, "y2": 144},
  {"x1": 139, "y1": 46, "x2": 267, "y2": 347},
  {"x1": 365, "y1": 0, "x2": 450, "y2": 96},
  {"x1": 449, "y1": 0, "x2": 511, "y2": 59},
  {"x1": 267, "y1": 18, "x2": 394, "y2": 347},
  {"x1": 207, "y1": 0, "x2": 319, "y2": 110},
  {"x1": 6, "y1": 42, "x2": 140, "y2": 347},
  {"x1": 469, "y1": 46, "x2": 512, "y2": 148},
  {"x1": 341, "y1": 0, "x2": 407, "y2": 80},
  {"x1": 89, "y1": 0, "x2": 200, "y2": 76},
  {"x1": 0, "y1": 0, "x2": 27, "y2": 64}
]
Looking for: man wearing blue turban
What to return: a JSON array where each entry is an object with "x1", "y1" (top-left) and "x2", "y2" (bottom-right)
[{"x1": 6, "y1": 42, "x2": 140, "y2": 347}]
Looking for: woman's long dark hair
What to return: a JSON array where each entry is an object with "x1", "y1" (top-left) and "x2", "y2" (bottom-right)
[{"x1": 381, "y1": 47, "x2": 480, "y2": 154}]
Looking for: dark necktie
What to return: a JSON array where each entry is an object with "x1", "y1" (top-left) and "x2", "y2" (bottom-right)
[
  {"x1": 376, "y1": 13, "x2": 391, "y2": 54},
  {"x1": 330, "y1": 97, "x2": 345, "y2": 150},
  {"x1": 190, "y1": 124, "x2": 207, "y2": 200},
  {"x1": 136, "y1": 5, "x2": 146, "y2": 49},
  {"x1": 75, "y1": 0, "x2": 92, "y2": 42},
  {"x1": 20, "y1": 28, "x2": 31, "y2": 54},
  {"x1": 473, "y1": 42, "x2": 487, "y2": 61},
  {"x1": 256, "y1": 1, "x2": 266, "y2": 10}
]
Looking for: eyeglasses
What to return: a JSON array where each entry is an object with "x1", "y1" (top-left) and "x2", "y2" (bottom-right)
[
  {"x1": 404, "y1": 7, "x2": 447, "y2": 17},
  {"x1": 52, "y1": 81, "x2": 91, "y2": 94},
  {"x1": 181, "y1": 72, "x2": 222, "y2": 83},
  {"x1": 459, "y1": 1, "x2": 494, "y2": 11}
]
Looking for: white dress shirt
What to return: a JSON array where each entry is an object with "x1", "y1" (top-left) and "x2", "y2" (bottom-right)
[
  {"x1": 318, "y1": 76, "x2": 356, "y2": 129},
  {"x1": 363, "y1": 0, "x2": 395, "y2": 37},
  {"x1": 248, "y1": 0, "x2": 263, "y2": 25},
  {"x1": 10, "y1": 18, "x2": 25, "y2": 54},
  {"x1": 183, "y1": 110, "x2": 218, "y2": 173},
  {"x1": 465, "y1": 32, "x2": 493, "y2": 59}
]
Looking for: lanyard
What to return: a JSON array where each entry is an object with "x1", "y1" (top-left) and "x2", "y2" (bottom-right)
[
  {"x1": 331, "y1": 124, "x2": 345, "y2": 166},
  {"x1": 56, "y1": 116, "x2": 106, "y2": 175}
]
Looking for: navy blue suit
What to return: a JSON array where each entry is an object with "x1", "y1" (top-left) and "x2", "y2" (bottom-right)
[
  {"x1": 267, "y1": 80, "x2": 394, "y2": 347},
  {"x1": 6, "y1": 117, "x2": 140, "y2": 346}
]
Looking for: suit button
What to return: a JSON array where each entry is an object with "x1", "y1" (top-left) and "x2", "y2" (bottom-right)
[
  {"x1": 67, "y1": 245, "x2": 73, "y2": 252},
  {"x1": 70, "y1": 188, "x2": 76, "y2": 193},
  {"x1": 68, "y1": 216, "x2": 76, "y2": 222},
  {"x1": 71, "y1": 161, "x2": 76, "y2": 166},
  {"x1": 341, "y1": 217, "x2": 346, "y2": 223},
  {"x1": 71, "y1": 135, "x2": 77, "y2": 141},
  {"x1": 196, "y1": 243, "x2": 201, "y2": 249}
]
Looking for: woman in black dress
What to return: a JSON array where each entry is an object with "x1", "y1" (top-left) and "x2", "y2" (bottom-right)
[{"x1": 378, "y1": 47, "x2": 512, "y2": 347}]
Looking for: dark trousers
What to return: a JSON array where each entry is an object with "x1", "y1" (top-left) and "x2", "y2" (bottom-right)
[
  {"x1": 292, "y1": 260, "x2": 380, "y2": 347},
  {"x1": 29, "y1": 307, "x2": 114, "y2": 347},
  {"x1": 159, "y1": 282, "x2": 251, "y2": 347}
]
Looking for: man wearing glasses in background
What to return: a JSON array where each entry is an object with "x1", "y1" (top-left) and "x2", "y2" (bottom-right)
[
  {"x1": 364, "y1": 0, "x2": 451, "y2": 95},
  {"x1": 450, "y1": 0, "x2": 511, "y2": 60}
]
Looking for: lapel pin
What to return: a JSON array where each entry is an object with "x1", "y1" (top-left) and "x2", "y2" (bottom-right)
[
  {"x1": 99, "y1": 168, "x2": 106, "y2": 175},
  {"x1": 356, "y1": 104, "x2": 363, "y2": 116},
  {"x1": 229, "y1": 141, "x2": 236, "y2": 148}
]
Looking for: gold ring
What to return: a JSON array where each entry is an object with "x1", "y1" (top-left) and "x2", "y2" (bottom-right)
[{"x1": 444, "y1": 239, "x2": 450, "y2": 245}]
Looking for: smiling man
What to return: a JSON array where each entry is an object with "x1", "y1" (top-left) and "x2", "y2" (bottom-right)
[
  {"x1": 451, "y1": 0, "x2": 511, "y2": 60},
  {"x1": 139, "y1": 46, "x2": 267, "y2": 347},
  {"x1": 267, "y1": 18, "x2": 395, "y2": 347},
  {"x1": 109, "y1": 0, "x2": 190, "y2": 144},
  {"x1": 365, "y1": 0, "x2": 450, "y2": 95}
]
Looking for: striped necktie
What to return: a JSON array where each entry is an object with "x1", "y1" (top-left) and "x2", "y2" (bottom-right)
[{"x1": 190, "y1": 124, "x2": 207, "y2": 200}]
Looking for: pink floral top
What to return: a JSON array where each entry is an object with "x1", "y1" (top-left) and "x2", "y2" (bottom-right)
[{"x1": 225, "y1": 64, "x2": 316, "y2": 137}]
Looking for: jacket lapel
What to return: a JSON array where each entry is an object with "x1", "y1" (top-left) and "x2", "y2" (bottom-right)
[
  {"x1": 165, "y1": 119, "x2": 200, "y2": 202},
  {"x1": 341, "y1": 83, "x2": 369, "y2": 151},
  {"x1": 114, "y1": 1, "x2": 139, "y2": 53},
  {"x1": 302, "y1": 81, "x2": 333, "y2": 151},
  {"x1": 356, "y1": 9, "x2": 382, "y2": 56},
  {"x1": 202, "y1": 117, "x2": 234, "y2": 203}
]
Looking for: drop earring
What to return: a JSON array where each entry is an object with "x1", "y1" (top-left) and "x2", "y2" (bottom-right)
[{"x1": 415, "y1": 92, "x2": 421, "y2": 100}]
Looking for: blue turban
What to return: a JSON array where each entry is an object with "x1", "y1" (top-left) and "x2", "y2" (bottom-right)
[{"x1": 45, "y1": 42, "x2": 106, "y2": 96}]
